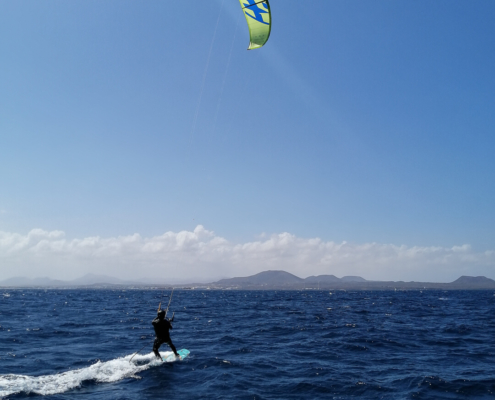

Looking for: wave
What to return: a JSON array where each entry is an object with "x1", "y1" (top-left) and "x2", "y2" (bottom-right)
[{"x1": 0, "y1": 351, "x2": 174, "y2": 397}]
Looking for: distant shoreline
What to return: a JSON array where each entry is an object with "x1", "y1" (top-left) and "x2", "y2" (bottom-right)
[{"x1": 1, "y1": 270, "x2": 495, "y2": 291}]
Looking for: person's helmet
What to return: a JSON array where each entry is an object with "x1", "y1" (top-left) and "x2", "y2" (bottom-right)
[{"x1": 157, "y1": 310, "x2": 166, "y2": 319}]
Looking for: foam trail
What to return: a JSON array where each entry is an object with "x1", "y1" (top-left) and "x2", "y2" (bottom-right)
[{"x1": 0, "y1": 351, "x2": 175, "y2": 397}]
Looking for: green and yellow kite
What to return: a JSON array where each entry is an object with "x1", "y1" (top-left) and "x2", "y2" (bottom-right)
[{"x1": 238, "y1": 0, "x2": 272, "y2": 50}]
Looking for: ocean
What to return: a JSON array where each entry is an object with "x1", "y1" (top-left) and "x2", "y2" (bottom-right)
[{"x1": 1, "y1": 289, "x2": 495, "y2": 399}]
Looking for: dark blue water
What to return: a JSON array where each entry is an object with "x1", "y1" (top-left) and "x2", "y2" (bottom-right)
[{"x1": 1, "y1": 289, "x2": 495, "y2": 399}]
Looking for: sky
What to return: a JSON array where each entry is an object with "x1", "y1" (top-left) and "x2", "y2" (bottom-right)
[{"x1": 1, "y1": 0, "x2": 494, "y2": 283}]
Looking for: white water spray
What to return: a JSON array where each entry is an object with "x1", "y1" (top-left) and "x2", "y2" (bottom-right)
[{"x1": 0, "y1": 351, "x2": 176, "y2": 397}]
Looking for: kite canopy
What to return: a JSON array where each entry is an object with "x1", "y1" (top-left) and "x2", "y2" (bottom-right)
[{"x1": 239, "y1": 0, "x2": 271, "y2": 50}]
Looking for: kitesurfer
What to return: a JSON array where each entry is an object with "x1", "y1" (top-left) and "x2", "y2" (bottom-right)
[{"x1": 152, "y1": 309, "x2": 180, "y2": 359}]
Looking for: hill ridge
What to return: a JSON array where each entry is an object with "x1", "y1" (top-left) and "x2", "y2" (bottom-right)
[{"x1": 2, "y1": 271, "x2": 495, "y2": 290}]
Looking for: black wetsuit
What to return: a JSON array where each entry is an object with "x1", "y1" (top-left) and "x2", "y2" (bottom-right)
[{"x1": 152, "y1": 313, "x2": 178, "y2": 358}]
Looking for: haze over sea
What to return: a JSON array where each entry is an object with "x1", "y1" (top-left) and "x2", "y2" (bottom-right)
[{"x1": 1, "y1": 289, "x2": 495, "y2": 399}]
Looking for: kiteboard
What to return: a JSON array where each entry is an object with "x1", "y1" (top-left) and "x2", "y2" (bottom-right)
[{"x1": 162, "y1": 348, "x2": 190, "y2": 362}]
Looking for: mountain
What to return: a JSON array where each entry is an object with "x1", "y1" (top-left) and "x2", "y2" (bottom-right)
[
  {"x1": 2, "y1": 271, "x2": 495, "y2": 290},
  {"x1": 451, "y1": 276, "x2": 495, "y2": 285},
  {"x1": 210, "y1": 271, "x2": 495, "y2": 290},
  {"x1": 448, "y1": 276, "x2": 495, "y2": 289},
  {"x1": 212, "y1": 271, "x2": 370, "y2": 289},
  {"x1": 341, "y1": 276, "x2": 367, "y2": 282},
  {"x1": 0, "y1": 277, "x2": 66, "y2": 287},
  {"x1": 215, "y1": 270, "x2": 303, "y2": 287},
  {"x1": 0, "y1": 274, "x2": 144, "y2": 287},
  {"x1": 304, "y1": 275, "x2": 341, "y2": 283}
]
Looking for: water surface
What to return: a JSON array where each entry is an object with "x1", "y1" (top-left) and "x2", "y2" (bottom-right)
[{"x1": 1, "y1": 289, "x2": 495, "y2": 399}]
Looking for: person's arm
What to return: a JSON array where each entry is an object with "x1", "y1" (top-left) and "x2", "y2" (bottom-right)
[{"x1": 152, "y1": 317, "x2": 159, "y2": 326}]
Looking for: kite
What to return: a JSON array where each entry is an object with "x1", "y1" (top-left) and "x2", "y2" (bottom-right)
[{"x1": 239, "y1": 0, "x2": 272, "y2": 50}]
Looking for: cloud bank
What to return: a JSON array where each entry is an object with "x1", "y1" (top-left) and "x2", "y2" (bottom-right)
[{"x1": 1, "y1": 226, "x2": 494, "y2": 283}]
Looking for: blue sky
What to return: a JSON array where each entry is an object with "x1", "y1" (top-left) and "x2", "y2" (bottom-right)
[{"x1": 1, "y1": 1, "x2": 494, "y2": 282}]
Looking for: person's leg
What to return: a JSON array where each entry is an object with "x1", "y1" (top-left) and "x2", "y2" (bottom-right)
[
  {"x1": 153, "y1": 338, "x2": 162, "y2": 359},
  {"x1": 167, "y1": 339, "x2": 179, "y2": 357}
]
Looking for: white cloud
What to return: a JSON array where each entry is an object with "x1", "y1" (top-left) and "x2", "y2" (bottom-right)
[{"x1": 0, "y1": 226, "x2": 494, "y2": 282}]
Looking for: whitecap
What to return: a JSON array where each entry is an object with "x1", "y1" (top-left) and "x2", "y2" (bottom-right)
[{"x1": 0, "y1": 351, "x2": 176, "y2": 397}]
